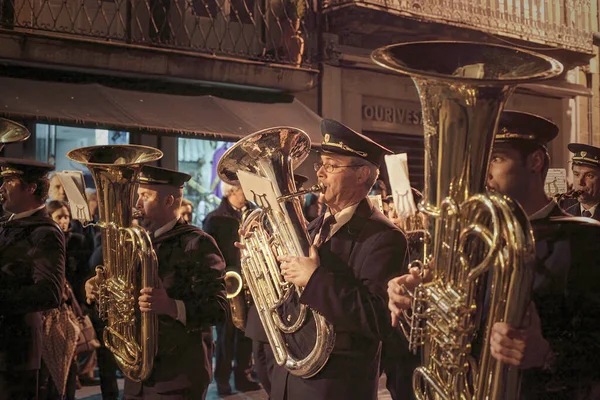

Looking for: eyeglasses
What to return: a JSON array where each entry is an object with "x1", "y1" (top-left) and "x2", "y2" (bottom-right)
[{"x1": 313, "y1": 162, "x2": 362, "y2": 173}]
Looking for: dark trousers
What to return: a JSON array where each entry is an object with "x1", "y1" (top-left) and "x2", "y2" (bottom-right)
[
  {"x1": 0, "y1": 369, "x2": 38, "y2": 400},
  {"x1": 89, "y1": 305, "x2": 120, "y2": 400},
  {"x1": 38, "y1": 358, "x2": 77, "y2": 400},
  {"x1": 253, "y1": 340, "x2": 275, "y2": 395},
  {"x1": 214, "y1": 318, "x2": 253, "y2": 385}
]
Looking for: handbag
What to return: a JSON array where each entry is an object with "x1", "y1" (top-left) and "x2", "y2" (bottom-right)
[
  {"x1": 66, "y1": 283, "x2": 101, "y2": 355},
  {"x1": 75, "y1": 314, "x2": 101, "y2": 354}
]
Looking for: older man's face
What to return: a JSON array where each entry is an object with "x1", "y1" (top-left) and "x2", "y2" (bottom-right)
[
  {"x1": 315, "y1": 153, "x2": 366, "y2": 209},
  {"x1": 0, "y1": 176, "x2": 32, "y2": 213},
  {"x1": 49, "y1": 175, "x2": 66, "y2": 201}
]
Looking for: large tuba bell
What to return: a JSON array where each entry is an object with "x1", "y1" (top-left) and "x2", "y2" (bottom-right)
[
  {"x1": 67, "y1": 145, "x2": 163, "y2": 382},
  {"x1": 217, "y1": 127, "x2": 335, "y2": 378},
  {"x1": 0, "y1": 118, "x2": 31, "y2": 152},
  {"x1": 372, "y1": 41, "x2": 563, "y2": 399}
]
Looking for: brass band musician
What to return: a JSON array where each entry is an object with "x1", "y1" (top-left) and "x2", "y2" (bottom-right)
[
  {"x1": 564, "y1": 143, "x2": 600, "y2": 221},
  {"x1": 271, "y1": 119, "x2": 409, "y2": 400},
  {"x1": 389, "y1": 111, "x2": 600, "y2": 399}
]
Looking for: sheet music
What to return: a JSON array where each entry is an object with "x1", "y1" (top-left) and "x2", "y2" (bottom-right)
[
  {"x1": 544, "y1": 168, "x2": 567, "y2": 197},
  {"x1": 237, "y1": 170, "x2": 281, "y2": 213},
  {"x1": 57, "y1": 171, "x2": 92, "y2": 223},
  {"x1": 369, "y1": 195, "x2": 383, "y2": 213},
  {"x1": 384, "y1": 153, "x2": 417, "y2": 219}
]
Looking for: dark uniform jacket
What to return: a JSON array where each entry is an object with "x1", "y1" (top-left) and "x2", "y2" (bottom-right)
[
  {"x1": 271, "y1": 198, "x2": 408, "y2": 400},
  {"x1": 0, "y1": 209, "x2": 66, "y2": 372},
  {"x1": 124, "y1": 218, "x2": 228, "y2": 397},
  {"x1": 203, "y1": 198, "x2": 266, "y2": 341},
  {"x1": 564, "y1": 201, "x2": 600, "y2": 221},
  {"x1": 524, "y1": 203, "x2": 600, "y2": 399}
]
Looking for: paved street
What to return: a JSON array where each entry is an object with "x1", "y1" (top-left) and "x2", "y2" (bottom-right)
[{"x1": 76, "y1": 375, "x2": 393, "y2": 400}]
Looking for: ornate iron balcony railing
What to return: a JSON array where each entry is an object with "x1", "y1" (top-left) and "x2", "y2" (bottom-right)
[
  {"x1": 324, "y1": 0, "x2": 593, "y2": 54},
  {"x1": 0, "y1": 0, "x2": 317, "y2": 66}
]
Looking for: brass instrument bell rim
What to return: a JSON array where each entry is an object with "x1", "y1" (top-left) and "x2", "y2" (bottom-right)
[
  {"x1": 371, "y1": 40, "x2": 563, "y2": 85},
  {"x1": 217, "y1": 126, "x2": 311, "y2": 185},
  {"x1": 66, "y1": 144, "x2": 164, "y2": 166},
  {"x1": 0, "y1": 118, "x2": 31, "y2": 143},
  {"x1": 224, "y1": 270, "x2": 244, "y2": 299}
]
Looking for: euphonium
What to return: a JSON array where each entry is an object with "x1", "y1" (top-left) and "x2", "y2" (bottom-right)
[
  {"x1": 225, "y1": 270, "x2": 247, "y2": 331},
  {"x1": 67, "y1": 145, "x2": 163, "y2": 382},
  {"x1": 217, "y1": 127, "x2": 335, "y2": 378},
  {"x1": 372, "y1": 41, "x2": 563, "y2": 399}
]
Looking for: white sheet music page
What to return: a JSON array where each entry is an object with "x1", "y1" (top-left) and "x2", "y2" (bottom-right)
[
  {"x1": 385, "y1": 153, "x2": 417, "y2": 219},
  {"x1": 544, "y1": 168, "x2": 567, "y2": 197},
  {"x1": 236, "y1": 170, "x2": 281, "y2": 213},
  {"x1": 57, "y1": 171, "x2": 92, "y2": 223}
]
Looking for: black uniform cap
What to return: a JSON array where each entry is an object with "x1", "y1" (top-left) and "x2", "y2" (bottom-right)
[
  {"x1": 138, "y1": 165, "x2": 192, "y2": 188},
  {"x1": 320, "y1": 119, "x2": 393, "y2": 167},
  {"x1": 294, "y1": 174, "x2": 309, "y2": 188},
  {"x1": 495, "y1": 111, "x2": 559, "y2": 149},
  {"x1": 568, "y1": 143, "x2": 600, "y2": 168},
  {"x1": 0, "y1": 157, "x2": 55, "y2": 179}
]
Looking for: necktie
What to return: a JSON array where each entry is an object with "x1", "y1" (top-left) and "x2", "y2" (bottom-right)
[
  {"x1": 582, "y1": 209, "x2": 592, "y2": 218},
  {"x1": 315, "y1": 215, "x2": 336, "y2": 247}
]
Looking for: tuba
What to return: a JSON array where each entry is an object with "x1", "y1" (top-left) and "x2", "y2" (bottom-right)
[
  {"x1": 372, "y1": 41, "x2": 563, "y2": 399},
  {"x1": 67, "y1": 145, "x2": 163, "y2": 382},
  {"x1": 0, "y1": 118, "x2": 31, "y2": 204},
  {"x1": 0, "y1": 118, "x2": 31, "y2": 152},
  {"x1": 217, "y1": 127, "x2": 335, "y2": 378}
]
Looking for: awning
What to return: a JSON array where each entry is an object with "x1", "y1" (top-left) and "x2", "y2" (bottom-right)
[{"x1": 0, "y1": 76, "x2": 323, "y2": 143}]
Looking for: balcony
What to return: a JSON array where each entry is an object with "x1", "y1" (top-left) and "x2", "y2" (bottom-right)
[
  {"x1": 0, "y1": 0, "x2": 319, "y2": 91},
  {"x1": 323, "y1": 0, "x2": 594, "y2": 66}
]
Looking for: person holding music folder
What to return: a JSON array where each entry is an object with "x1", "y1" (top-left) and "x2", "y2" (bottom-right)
[
  {"x1": 388, "y1": 111, "x2": 600, "y2": 399},
  {"x1": 268, "y1": 119, "x2": 409, "y2": 400},
  {"x1": 86, "y1": 165, "x2": 228, "y2": 400},
  {"x1": 564, "y1": 143, "x2": 600, "y2": 221},
  {"x1": 0, "y1": 158, "x2": 66, "y2": 400},
  {"x1": 203, "y1": 180, "x2": 259, "y2": 396}
]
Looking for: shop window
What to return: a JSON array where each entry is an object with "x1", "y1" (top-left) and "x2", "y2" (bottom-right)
[
  {"x1": 177, "y1": 137, "x2": 234, "y2": 226},
  {"x1": 36, "y1": 124, "x2": 129, "y2": 186}
]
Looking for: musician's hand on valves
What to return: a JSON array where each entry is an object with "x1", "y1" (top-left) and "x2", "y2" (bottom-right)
[
  {"x1": 139, "y1": 279, "x2": 178, "y2": 319},
  {"x1": 490, "y1": 302, "x2": 552, "y2": 369},
  {"x1": 234, "y1": 228, "x2": 248, "y2": 251},
  {"x1": 387, "y1": 266, "x2": 423, "y2": 327},
  {"x1": 85, "y1": 271, "x2": 101, "y2": 305},
  {"x1": 278, "y1": 245, "x2": 319, "y2": 287}
]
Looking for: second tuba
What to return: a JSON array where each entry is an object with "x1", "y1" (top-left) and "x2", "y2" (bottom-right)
[
  {"x1": 67, "y1": 145, "x2": 163, "y2": 382},
  {"x1": 217, "y1": 127, "x2": 335, "y2": 378},
  {"x1": 372, "y1": 42, "x2": 563, "y2": 399}
]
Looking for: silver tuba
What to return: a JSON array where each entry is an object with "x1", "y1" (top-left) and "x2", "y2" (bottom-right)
[
  {"x1": 217, "y1": 127, "x2": 335, "y2": 378},
  {"x1": 372, "y1": 41, "x2": 563, "y2": 399},
  {"x1": 67, "y1": 145, "x2": 163, "y2": 382}
]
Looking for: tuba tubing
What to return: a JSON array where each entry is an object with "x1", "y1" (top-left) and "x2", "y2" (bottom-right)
[
  {"x1": 217, "y1": 127, "x2": 335, "y2": 378},
  {"x1": 67, "y1": 145, "x2": 163, "y2": 382},
  {"x1": 372, "y1": 41, "x2": 563, "y2": 400}
]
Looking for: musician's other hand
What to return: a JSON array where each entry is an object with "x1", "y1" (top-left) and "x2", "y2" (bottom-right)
[
  {"x1": 139, "y1": 279, "x2": 177, "y2": 318},
  {"x1": 234, "y1": 228, "x2": 248, "y2": 250},
  {"x1": 387, "y1": 267, "x2": 422, "y2": 327},
  {"x1": 85, "y1": 272, "x2": 102, "y2": 305},
  {"x1": 278, "y1": 246, "x2": 319, "y2": 287},
  {"x1": 490, "y1": 302, "x2": 551, "y2": 369}
]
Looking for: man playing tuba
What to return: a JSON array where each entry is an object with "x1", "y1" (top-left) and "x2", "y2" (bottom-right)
[
  {"x1": 389, "y1": 111, "x2": 600, "y2": 399},
  {"x1": 273, "y1": 119, "x2": 409, "y2": 400},
  {"x1": 87, "y1": 165, "x2": 228, "y2": 400}
]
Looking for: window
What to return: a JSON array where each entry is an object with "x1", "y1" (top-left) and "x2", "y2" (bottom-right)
[
  {"x1": 36, "y1": 124, "x2": 129, "y2": 186},
  {"x1": 177, "y1": 137, "x2": 234, "y2": 226}
]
